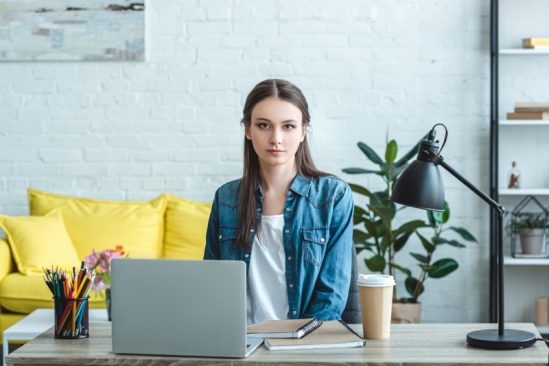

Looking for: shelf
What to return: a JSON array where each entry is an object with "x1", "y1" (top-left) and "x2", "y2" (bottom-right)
[
  {"x1": 538, "y1": 325, "x2": 549, "y2": 335},
  {"x1": 499, "y1": 188, "x2": 549, "y2": 196},
  {"x1": 499, "y1": 120, "x2": 549, "y2": 126},
  {"x1": 500, "y1": 49, "x2": 549, "y2": 55},
  {"x1": 504, "y1": 256, "x2": 549, "y2": 265}
]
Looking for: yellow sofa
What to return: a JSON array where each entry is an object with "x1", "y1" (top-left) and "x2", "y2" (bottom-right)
[{"x1": 0, "y1": 189, "x2": 212, "y2": 343}]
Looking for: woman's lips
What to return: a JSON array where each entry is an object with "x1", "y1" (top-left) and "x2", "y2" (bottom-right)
[{"x1": 267, "y1": 149, "x2": 284, "y2": 155}]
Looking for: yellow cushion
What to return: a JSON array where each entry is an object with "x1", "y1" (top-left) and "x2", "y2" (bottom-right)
[
  {"x1": 0, "y1": 273, "x2": 105, "y2": 314},
  {"x1": 163, "y1": 193, "x2": 211, "y2": 260},
  {"x1": 0, "y1": 209, "x2": 80, "y2": 275},
  {"x1": 28, "y1": 189, "x2": 167, "y2": 260}
]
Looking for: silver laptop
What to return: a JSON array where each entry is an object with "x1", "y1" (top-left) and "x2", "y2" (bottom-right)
[{"x1": 111, "y1": 258, "x2": 263, "y2": 358}]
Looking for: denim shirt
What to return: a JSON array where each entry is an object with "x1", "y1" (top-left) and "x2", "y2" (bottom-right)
[{"x1": 204, "y1": 174, "x2": 354, "y2": 321}]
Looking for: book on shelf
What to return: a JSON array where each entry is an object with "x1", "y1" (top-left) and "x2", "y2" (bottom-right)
[
  {"x1": 247, "y1": 318, "x2": 322, "y2": 339},
  {"x1": 515, "y1": 107, "x2": 549, "y2": 113},
  {"x1": 515, "y1": 102, "x2": 549, "y2": 109},
  {"x1": 264, "y1": 320, "x2": 365, "y2": 351},
  {"x1": 513, "y1": 253, "x2": 549, "y2": 259},
  {"x1": 522, "y1": 38, "x2": 549, "y2": 48},
  {"x1": 507, "y1": 112, "x2": 549, "y2": 120}
]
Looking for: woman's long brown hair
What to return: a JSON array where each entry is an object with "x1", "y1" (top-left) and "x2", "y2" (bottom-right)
[{"x1": 237, "y1": 79, "x2": 330, "y2": 248}]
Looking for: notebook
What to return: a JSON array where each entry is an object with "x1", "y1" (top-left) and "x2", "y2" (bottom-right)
[
  {"x1": 110, "y1": 258, "x2": 263, "y2": 358},
  {"x1": 264, "y1": 320, "x2": 365, "y2": 350},
  {"x1": 247, "y1": 318, "x2": 323, "y2": 338}
]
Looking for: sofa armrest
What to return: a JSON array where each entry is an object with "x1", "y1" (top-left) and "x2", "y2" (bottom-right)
[{"x1": 0, "y1": 238, "x2": 14, "y2": 283}]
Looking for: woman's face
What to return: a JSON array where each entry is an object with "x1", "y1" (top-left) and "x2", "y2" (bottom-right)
[{"x1": 246, "y1": 97, "x2": 307, "y2": 170}]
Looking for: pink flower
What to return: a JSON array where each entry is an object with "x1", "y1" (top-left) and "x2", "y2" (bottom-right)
[{"x1": 84, "y1": 245, "x2": 129, "y2": 292}]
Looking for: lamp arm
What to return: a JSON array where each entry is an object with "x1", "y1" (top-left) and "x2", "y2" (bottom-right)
[{"x1": 424, "y1": 150, "x2": 505, "y2": 215}]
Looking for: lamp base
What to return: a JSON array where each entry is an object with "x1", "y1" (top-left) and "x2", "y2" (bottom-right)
[{"x1": 466, "y1": 329, "x2": 537, "y2": 350}]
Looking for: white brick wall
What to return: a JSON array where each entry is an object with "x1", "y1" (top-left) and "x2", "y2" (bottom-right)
[{"x1": 4, "y1": 0, "x2": 547, "y2": 324}]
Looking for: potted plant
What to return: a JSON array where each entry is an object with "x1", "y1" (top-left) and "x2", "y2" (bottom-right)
[
  {"x1": 342, "y1": 136, "x2": 429, "y2": 321},
  {"x1": 389, "y1": 201, "x2": 477, "y2": 322},
  {"x1": 506, "y1": 213, "x2": 549, "y2": 255}
]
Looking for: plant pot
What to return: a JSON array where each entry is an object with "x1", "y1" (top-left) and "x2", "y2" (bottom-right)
[
  {"x1": 391, "y1": 302, "x2": 421, "y2": 324},
  {"x1": 519, "y1": 228, "x2": 547, "y2": 255}
]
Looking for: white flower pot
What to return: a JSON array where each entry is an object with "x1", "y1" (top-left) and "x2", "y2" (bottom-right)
[{"x1": 519, "y1": 228, "x2": 547, "y2": 255}]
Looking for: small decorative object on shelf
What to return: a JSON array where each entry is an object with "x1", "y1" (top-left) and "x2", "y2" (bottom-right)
[
  {"x1": 507, "y1": 161, "x2": 520, "y2": 189},
  {"x1": 507, "y1": 102, "x2": 549, "y2": 120},
  {"x1": 505, "y1": 196, "x2": 549, "y2": 258},
  {"x1": 84, "y1": 245, "x2": 128, "y2": 321},
  {"x1": 535, "y1": 297, "x2": 549, "y2": 326},
  {"x1": 522, "y1": 38, "x2": 549, "y2": 49}
]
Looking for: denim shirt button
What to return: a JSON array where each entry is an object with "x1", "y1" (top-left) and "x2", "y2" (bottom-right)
[
  {"x1": 287, "y1": 256, "x2": 292, "y2": 261},
  {"x1": 250, "y1": 229, "x2": 254, "y2": 233},
  {"x1": 218, "y1": 235, "x2": 222, "y2": 239},
  {"x1": 285, "y1": 230, "x2": 289, "y2": 234},
  {"x1": 289, "y1": 284, "x2": 293, "y2": 288},
  {"x1": 245, "y1": 254, "x2": 249, "y2": 258},
  {"x1": 292, "y1": 311, "x2": 296, "y2": 315},
  {"x1": 285, "y1": 208, "x2": 290, "y2": 212},
  {"x1": 257, "y1": 208, "x2": 261, "y2": 211},
  {"x1": 320, "y1": 238, "x2": 325, "y2": 242},
  {"x1": 288, "y1": 192, "x2": 292, "y2": 196}
]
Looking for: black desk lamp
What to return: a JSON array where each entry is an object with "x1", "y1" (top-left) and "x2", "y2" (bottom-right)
[{"x1": 390, "y1": 123, "x2": 537, "y2": 350}]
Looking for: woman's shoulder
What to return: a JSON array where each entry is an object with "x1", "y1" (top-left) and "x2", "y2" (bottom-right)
[
  {"x1": 215, "y1": 178, "x2": 242, "y2": 207},
  {"x1": 303, "y1": 175, "x2": 351, "y2": 202}
]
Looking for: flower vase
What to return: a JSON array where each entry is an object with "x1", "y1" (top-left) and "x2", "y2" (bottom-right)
[{"x1": 105, "y1": 288, "x2": 112, "y2": 321}]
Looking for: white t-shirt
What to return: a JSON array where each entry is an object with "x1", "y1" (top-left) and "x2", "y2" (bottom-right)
[{"x1": 246, "y1": 214, "x2": 290, "y2": 324}]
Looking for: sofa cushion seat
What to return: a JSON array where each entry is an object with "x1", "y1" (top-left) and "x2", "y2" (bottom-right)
[{"x1": 0, "y1": 273, "x2": 105, "y2": 314}]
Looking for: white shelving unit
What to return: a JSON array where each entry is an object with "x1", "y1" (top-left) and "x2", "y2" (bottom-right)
[
  {"x1": 504, "y1": 255, "x2": 549, "y2": 265},
  {"x1": 499, "y1": 188, "x2": 549, "y2": 196},
  {"x1": 499, "y1": 120, "x2": 549, "y2": 126},
  {"x1": 496, "y1": 2, "x2": 549, "y2": 335},
  {"x1": 499, "y1": 48, "x2": 549, "y2": 54}
]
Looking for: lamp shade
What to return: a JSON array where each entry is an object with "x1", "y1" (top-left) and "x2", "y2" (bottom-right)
[{"x1": 391, "y1": 156, "x2": 445, "y2": 212}]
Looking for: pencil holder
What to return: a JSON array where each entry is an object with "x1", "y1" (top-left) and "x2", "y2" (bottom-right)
[{"x1": 53, "y1": 296, "x2": 90, "y2": 339}]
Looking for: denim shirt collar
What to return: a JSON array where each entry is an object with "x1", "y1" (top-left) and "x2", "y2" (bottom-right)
[{"x1": 255, "y1": 174, "x2": 312, "y2": 198}]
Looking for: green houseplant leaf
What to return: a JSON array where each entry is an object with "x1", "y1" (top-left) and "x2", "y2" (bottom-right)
[
  {"x1": 357, "y1": 142, "x2": 384, "y2": 166},
  {"x1": 447, "y1": 227, "x2": 478, "y2": 242},
  {"x1": 427, "y1": 259, "x2": 458, "y2": 279},
  {"x1": 385, "y1": 140, "x2": 398, "y2": 167},
  {"x1": 365, "y1": 255, "x2": 386, "y2": 272}
]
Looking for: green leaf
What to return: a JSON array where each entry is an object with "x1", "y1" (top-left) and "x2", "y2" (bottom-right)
[
  {"x1": 365, "y1": 255, "x2": 386, "y2": 273},
  {"x1": 441, "y1": 201, "x2": 450, "y2": 223},
  {"x1": 393, "y1": 133, "x2": 428, "y2": 168},
  {"x1": 348, "y1": 183, "x2": 381, "y2": 203},
  {"x1": 405, "y1": 277, "x2": 424, "y2": 298},
  {"x1": 379, "y1": 233, "x2": 389, "y2": 252},
  {"x1": 385, "y1": 140, "x2": 398, "y2": 167},
  {"x1": 357, "y1": 142, "x2": 384, "y2": 166},
  {"x1": 410, "y1": 252, "x2": 428, "y2": 263},
  {"x1": 428, "y1": 259, "x2": 458, "y2": 279},
  {"x1": 353, "y1": 229, "x2": 371, "y2": 243},
  {"x1": 368, "y1": 205, "x2": 395, "y2": 222},
  {"x1": 389, "y1": 263, "x2": 411, "y2": 277},
  {"x1": 435, "y1": 238, "x2": 466, "y2": 248},
  {"x1": 394, "y1": 231, "x2": 412, "y2": 252},
  {"x1": 447, "y1": 226, "x2": 478, "y2": 242},
  {"x1": 342, "y1": 168, "x2": 383, "y2": 175},
  {"x1": 416, "y1": 231, "x2": 435, "y2": 252},
  {"x1": 363, "y1": 219, "x2": 379, "y2": 238},
  {"x1": 394, "y1": 220, "x2": 428, "y2": 236},
  {"x1": 427, "y1": 211, "x2": 436, "y2": 227}
]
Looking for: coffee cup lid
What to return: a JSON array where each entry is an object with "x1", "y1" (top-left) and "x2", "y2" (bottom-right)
[{"x1": 357, "y1": 274, "x2": 395, "y2": 287}]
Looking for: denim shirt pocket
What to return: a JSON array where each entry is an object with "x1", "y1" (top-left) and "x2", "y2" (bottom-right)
[
  {"x1": 218, "y1": 226, "x2": 238, "y2": 260},
  {"x1": 303, "y1": 228, "x2": 330, "y2": 266}
]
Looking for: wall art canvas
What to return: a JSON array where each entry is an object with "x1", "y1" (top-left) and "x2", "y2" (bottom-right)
[{"x1": 0, "y1": 1, "x2": 144, "y2": 61}]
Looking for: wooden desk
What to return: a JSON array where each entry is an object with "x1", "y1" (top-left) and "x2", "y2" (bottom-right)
[{"x1": 6, "y1": 322, "x2": 549, "y2": 365}]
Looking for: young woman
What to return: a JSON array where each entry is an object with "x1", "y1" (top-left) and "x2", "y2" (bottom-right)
[{"x1": 204, "y1": 79, "x2": 354, "y2": 324}]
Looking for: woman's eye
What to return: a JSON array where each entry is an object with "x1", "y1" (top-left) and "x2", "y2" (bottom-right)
[
  {"x1": 284, "y1": 124, "x2": 296, "y2": 130},
  {"x1": 258, "y1": 123, "x2": 269, "y2": 129}
]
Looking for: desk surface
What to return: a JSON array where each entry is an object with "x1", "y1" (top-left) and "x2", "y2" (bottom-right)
[{"x1": 6, "y1": 322, "x2": 549, "y2": 365}]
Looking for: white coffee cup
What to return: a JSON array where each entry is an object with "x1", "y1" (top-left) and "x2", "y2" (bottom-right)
[{"x1": 357, "y1": 274, "x2": 395, "y2": 340}]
